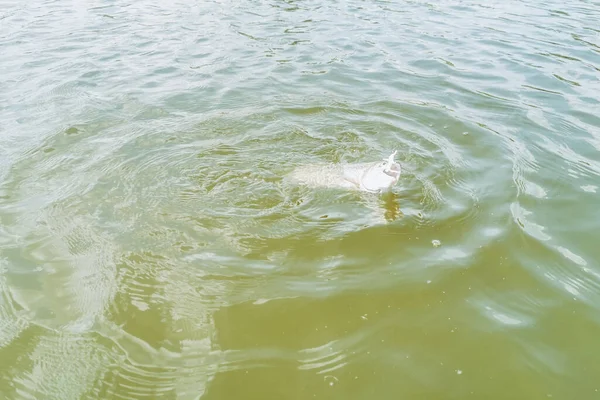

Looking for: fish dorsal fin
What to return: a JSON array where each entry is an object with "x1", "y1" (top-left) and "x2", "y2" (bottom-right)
[{"x1": 386, "y1": 150, "x2": 397, "y2": 164}]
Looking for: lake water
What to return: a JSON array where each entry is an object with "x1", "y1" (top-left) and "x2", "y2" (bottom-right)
[{"x1": 1, "y1": 0, "x2": 600, "y2": 398}]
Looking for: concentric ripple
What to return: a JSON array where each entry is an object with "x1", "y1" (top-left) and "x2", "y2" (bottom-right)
[{"x1": 1, "y1": 0, "x2": 600, "y2": 398}]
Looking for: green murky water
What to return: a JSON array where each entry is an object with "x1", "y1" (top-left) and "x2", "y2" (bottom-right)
[{"x1": 1, "y1": 0, "x2": 600, "y2": 398}]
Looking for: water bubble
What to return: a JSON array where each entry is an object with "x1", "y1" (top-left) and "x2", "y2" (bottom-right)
[
  {"x1": 324, "y1": 376, "x2": 339, "y2": 386},
  {"x1": 432, "y1": 239, "x2": 441, "y2": 247}
]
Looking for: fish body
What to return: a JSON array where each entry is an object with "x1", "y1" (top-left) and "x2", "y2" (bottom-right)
[{"x1": 289, "y1": 151, "x2": 401, "y2": 193}]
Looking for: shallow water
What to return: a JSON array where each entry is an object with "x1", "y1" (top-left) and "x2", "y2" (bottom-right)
[{"x1": 1, "y1": 0, "x2": 600, "y2": 398}]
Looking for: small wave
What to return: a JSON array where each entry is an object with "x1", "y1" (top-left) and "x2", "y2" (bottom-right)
[
  {"x1": 468, "y1": 291, "x2": 543, "y2": 331},
  {"x1": 10, "y1": 330, "x2": 116, "y2": 400},
  {"x1": 15, "y1": 203, "x2": 118, "y2": 333},
  {"x1": 0, "y1": 270, "x2": 30, "y2": 349},
  {"x1": 510, "y1": 202, "x2": 551, "y2": 242}
]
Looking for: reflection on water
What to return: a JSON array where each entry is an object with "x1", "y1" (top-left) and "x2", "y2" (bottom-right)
[
  {"x1": 1, "y1": 0, "x2": 600, "y2": 398},
  {"x1": 381, "y1": 192, "x2": 403, "y2": 222}
]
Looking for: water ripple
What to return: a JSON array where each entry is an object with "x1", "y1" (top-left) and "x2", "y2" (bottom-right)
[{"x1": 2, "y1": 0, "x2": 600, "y2": 398}]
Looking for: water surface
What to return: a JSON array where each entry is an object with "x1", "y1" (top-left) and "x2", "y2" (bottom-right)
[{"x1": 1, "y1": 0, "x2": 600, "y2": 398}]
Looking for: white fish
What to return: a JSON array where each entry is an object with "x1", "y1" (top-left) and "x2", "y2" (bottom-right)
[{"x1": 288, "y1": 150, "x2": 401, "y2": 193}]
